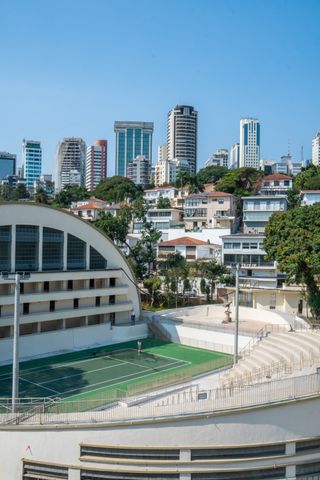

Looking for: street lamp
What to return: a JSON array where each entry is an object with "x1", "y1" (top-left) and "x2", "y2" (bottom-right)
[
  {"x1": 233, "y1": 264, "x2": 240, "y2": 366},
  {"x1": 1, "y1": 271, "x2": 30, "y2": 413}
]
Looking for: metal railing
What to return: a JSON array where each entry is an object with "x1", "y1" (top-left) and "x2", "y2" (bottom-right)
[{"x1": 1, "y1": 372, "x2": 320, "y2": 426}]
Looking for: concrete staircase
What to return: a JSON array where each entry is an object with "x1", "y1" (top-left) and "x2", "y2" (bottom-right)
[{"x1": 220, "y1": 330, "x2": 320, "y2": 388}]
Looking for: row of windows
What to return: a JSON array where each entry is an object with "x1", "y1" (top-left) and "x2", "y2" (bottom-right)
[{"x1": 0, "y1": 225, "x2": 107, "y2": 272}]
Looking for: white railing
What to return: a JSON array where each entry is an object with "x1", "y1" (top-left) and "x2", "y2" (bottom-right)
[{"x1": 1, "y1": 372, "x2": 320, "y2": 426}]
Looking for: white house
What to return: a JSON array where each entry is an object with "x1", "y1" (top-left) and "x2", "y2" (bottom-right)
[{"x1": 157, "y1": 236, "x2": 221, "y2": 262}]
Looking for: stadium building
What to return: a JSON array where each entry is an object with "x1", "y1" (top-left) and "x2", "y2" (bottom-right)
[
  {"x1": 0, "y1": 202, "x2": 144, "y2": 364},
  {"x1": 1, "y1": 206, "x2": 320, "y2": 479}
]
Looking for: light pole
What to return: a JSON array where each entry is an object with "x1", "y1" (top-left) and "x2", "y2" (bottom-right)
[
  {"x1": 1, "y1": 271, "x2": 30, "y2": 413},
  {"x1": 233, "y1": 264, "x2": 240, "y2": 366}
]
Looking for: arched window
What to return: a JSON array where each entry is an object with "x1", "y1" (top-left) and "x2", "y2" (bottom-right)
[
  {"x1": 90, "y1": 246, "x2": 107, "y2": 270},
  {"x1": 16, "y1": 225, "x2": 39, "y2": 271},
  {"x1": 67, "y1": 234, "x2": 86, "y2": 270},
  {"x1": 43, "y1": 228, "x2": 64, "y2": 271}
]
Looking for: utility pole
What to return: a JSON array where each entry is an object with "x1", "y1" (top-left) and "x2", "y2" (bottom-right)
[{"x1": 233, "y1": 264, "x2": 240, "y2": 365}]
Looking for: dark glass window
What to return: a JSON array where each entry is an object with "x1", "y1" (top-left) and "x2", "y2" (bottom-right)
[
  {"x1": 42, "y1": 227, "x2": 63, "y2": 271},
  {"x1": 109, "y1": 295, "x2": 115, "y2": 305},
  {"x1": 15, "y1": 225, "x2": 39, "y2": 271},
  {"x1": 90, "y1": 246, "x2": 107, "y2": 270},
  {"x1": 49, "y1": 300, "x2": 55, "y2": 312},
  {"x1": 67, "y1": 280, "x2": 73, "y2": 290},
  {"x1": 95, "y1": 296, "x2": 100, "y2": 307},
  {"x1": 67, "y1": 234, "x2": 86, "y2": 270},
  {"x1": 23, "y1": 303, "x2": 29, "y2": 315},
  {"x1": 80, "y1": 445, "x2": 180, "y2": 460},
  {"x1": 74, "y1": 298, "x2": 79, "y2": 309},
  {"x1": 0, "y1": 226, "x2": 11, "y2": 272},
  {"x1": 110, "y1": 312, "x2": 115, "y2": 325},
  {"x1": 110, "y1": 277, "x2": 116, "y2": 287},
  {"x1": 44, "y1": 281, "x2": 49, "y2": 292},
  {"x1": 89, "y1": 278, "x2": 95, "y2": 289},
  {"x1": 20, "y1": 282, "x2": 24, "y2": 294}
]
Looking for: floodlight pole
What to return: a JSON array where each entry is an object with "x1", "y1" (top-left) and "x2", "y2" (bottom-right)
[
  {"x1": 12, "y1": 273, "x2": 21, "y2": 414},
  {"x1": 233, "y1": 264, "x2": 240, "y2": 366}
]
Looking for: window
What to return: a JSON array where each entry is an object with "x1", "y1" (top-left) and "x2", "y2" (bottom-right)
[
  {"x1": 23, "y1": 303, "x2": 29, "y2": 315},
  {"x1": 95, "y1": 297, "x2": 100, "y2": 307},
  {"x1": 67, "y1": 234, "x2": 86, "y2": 270},
  {"x1": 80, "y1": 445, "x2": 180, "y2": 460},
  {"x1": 90, "y1": 246, "x2": 107, "y2": 270},
  {"x1": 16, "y1": 225, "x2": 39, "y2": 271},
  {"x1": 242, "y1": 243, "x2": 250, "y2": 249},
  {"x1": 23, "y1": 462, "x2": 68, "y2": 480},
  {"x1": 110, "y1": 312, "x2": 115, "y2": 325},
  {"x1": 44, "y1": 281, "x2": 50, "y2": 292},
  {"x1": 74, "y1": 298, "x2": 79, "y2": 309},
  {"x1": 67, "y1": 280, "x2": 73, "y2": 290},
  {"x1": 110, "y1": 278, "x2": 116, "y2": 287},
  {"x1": 20, "y1": 282, "x2": 24, "y2": 294},
  {"x1": 49, "y1": 300, "x2": 55, "y2": 312},
  {"x1": 89, "y1": 278, "x2": 95, "y2": 289},
  {"x1": 42, "y1": 227, "x2": 64, "y2": 271},
  {"x1": 0, "y1": 225, "x2": 11, "y2": 272},
  {"x1": 109, "y1": 295, "x2": 115, "y2": 305}
]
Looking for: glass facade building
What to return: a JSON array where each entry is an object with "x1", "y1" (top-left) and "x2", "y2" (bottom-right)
[
  {"x1": 114, "y1": 121, "x2": 153, "y2": 177},
  {"x1": 22, "y1": 140, "x2": 42, "y2": 190},
  {"x1": 0, "y1": 152, "x2": 16, "y2": 180}
]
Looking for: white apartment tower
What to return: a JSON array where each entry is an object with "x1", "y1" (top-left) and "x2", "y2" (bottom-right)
[
  {"x1": 312, "y1": 132, "x2": 320, "y2": 166},
  {"x1": 56, "y1": 137, "x2": 86, "y2": 191},
  {"x1": 126, "y1": 155, "x2": 151, "y2": 187},
  {"x1": 230, "y1": 143, "x2": 240, "y2": 169},
  {"x1": 239, "y1": 118, "x2": 260, "y2": 168},
  {"x1": 85, "y1": 140, "x2": 107, "y2": 191},
  {"x1": 167, "y1": 105, "x2": 198, "y2": 174}
]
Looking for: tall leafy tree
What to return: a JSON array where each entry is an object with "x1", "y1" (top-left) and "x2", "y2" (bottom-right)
[
  {"x1": 294, "y1": 165, "x2": 320, "y2": 191},
  {"x1": 264, "y1": 205, "x2": 320, "y2": 319},
  {"x1": 200, "y1": 260, "x2": 228, "y2": 303},
  {"x1": 197, "y1": 165, "x2": 228, "y2": 184},
  {"x1": 94, "y1": 176, "x2": 140, "y2": 203},
  {"x1": 53, "y1": 185, "x2": 90, "y2": 208},
  {"x1": 157, "y1": 196, "x2": 172, "y2": 209}
]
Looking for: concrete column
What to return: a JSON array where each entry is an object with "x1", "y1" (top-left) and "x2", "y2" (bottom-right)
[
  {"x1": 180, "y1": 449, "x2": 191, "y2": 462},
  {"x1": 86, "y1": 242, "x2": 90, "y2": 270},
  {"x1": 68, "y1": 468, "x2": 80, "y2": 480},
  {"x1": 286, "y1": 442, "x2": 296, "y2": 480},
  {"x1": 63, "y1": 232, "x2": 68, "y2": 271},
  {"x1": 38, "y1": 226, "x2": 43, "y2": 271},
  {"x1": 286, "y1": 441, "x2": 296, "y2": 455},
  {"x1": 11, "y1": 224, "x2": 16, "y2": 273},
  {"x1": 180, "y1": 474, "x2": 191, "y2": 480}
]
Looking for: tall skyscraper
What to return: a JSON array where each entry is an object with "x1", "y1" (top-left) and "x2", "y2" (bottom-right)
[
  {"x1": 167, "y1": 105, "x2": 198, "y2": 174},
  {"x1": 22, "y1": 139, "x2": 42, "y2": 190},
  {"x1": 0, "y1": 152, "x2": 16, "y2": 180},
  {"x1": 239, "y1": 118, "x2": 260, "y2": 169},
  {"x1": 230, "y1": 143, "x2": 240, "y2": 169},
  {"x1": 56, "y1": 137, "x2": 86, "y2": 191},
  {"x1": 312, "y1": 132, "x2": 320, "y2": 166},
  {"x1": 114, "y1": 121, "x2": 153, "y2": 177},
  {"x1": 85, "y1": 140, "x2": 107, "y2": 191}
]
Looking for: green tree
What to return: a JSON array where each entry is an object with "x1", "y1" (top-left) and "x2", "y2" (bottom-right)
[
  {"x1": 264, "y1": 204, "x2": 320, "y2": 320},
  {"x1": 159, "y1": 253, "x2": 188, "y2": 308},
  {"x1": 200, "y1": 277, "x2": 207, "y2": 294},
  {"x1": 11, "y1": 184, "x2": 30, "y2": 200},
  {"x1": 143, "y1": 277, "x2": 162, "y2": 307},
  {"x1": 197, "y1": 166, "x2": 228, "y2": 184},
  {"x1": 53, "y1": 185, "x2": 90, "y2": 208},
  {"x1": 286, "y1": 188, "x2": 301, "y2": 210},
  {"x1": 294, "y1": 165, "x2": 320, "y2": 191},
  {"x1": 130, "y1": 222, "x2": 161, "y2": 279},
  {"x1": 34, "y1": 188, "x2": 49, "y2": 204},
  {"x1": 94, "y1": 176, "x2": 140, "y2": 203},
  {"x1": 200, "y1": 260, "x2": 228, "y2": 303},
  {"x1": 157, "y1": 196, "x2": 172, "y2": 209},
  {"x1": 187, "y1": 174, "x2": 204, "y2": 194},
  {"x1": 215, "y1": 167, "x2": 263, "y2": 197}
]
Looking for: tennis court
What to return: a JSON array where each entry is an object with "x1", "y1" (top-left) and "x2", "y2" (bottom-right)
[{"x1": 0, "y1": 339, "x2": 231, "y2": 402}]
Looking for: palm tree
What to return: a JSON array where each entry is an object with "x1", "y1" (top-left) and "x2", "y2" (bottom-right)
[{"x1": 200, "y1": 260, "x2": 228, "y2": 303}]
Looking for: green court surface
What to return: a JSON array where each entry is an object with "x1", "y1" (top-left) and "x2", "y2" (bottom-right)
[{"x1": 0, "y1": 339, "x2": 231, "y2": 403}]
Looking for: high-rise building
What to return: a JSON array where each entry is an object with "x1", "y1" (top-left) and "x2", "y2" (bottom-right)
[
  {"x1": 167, "y1": 105, "x2": 198, "y2": 174},
  {"x1": 126, "y1": 155, "x2": 151, "y2": 187},
  {"x1": 56, "y1": 137, "x2": 86, "y2": 191},
  {"x1": 22, "y1": 140, "x2": 42, "y2": 190},
  {"x1": 205, "y1": 148, "x2": 229, "y2": 169},
  {"x1": 239, "y1": 118, "x2": 260, "y2": 169},
  {"x1": 114, "y1": 121, "x2": 153, "y2": 177},
  {"x1": 0, "y1": 152, "x2": 16, "y2": 180},
  {"x1": 312, "y1": 132, "x2": 320, "y2": 166},
  {"x1": 230, "y1": 143, "x2": 240, "y2": 169},
  {"x1": 158, "y1": 144, "x2": 168, "y2": 163},
  {"x1": 85, "y1": 140, "x2": 107, "y2": 191}
]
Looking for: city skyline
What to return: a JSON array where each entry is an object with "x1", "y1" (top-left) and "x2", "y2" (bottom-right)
[{"x1": 0, "y1": 0, "x2": 319, "y2": 175}]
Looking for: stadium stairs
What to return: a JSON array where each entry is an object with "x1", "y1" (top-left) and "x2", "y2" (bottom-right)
[{"x1": 220, "y1": 330, "x2": 320, "y2": 388}]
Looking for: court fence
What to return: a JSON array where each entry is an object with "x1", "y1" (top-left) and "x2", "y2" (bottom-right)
[{"x1": 1, "y1": 371, "x2": 320, "y2": 426}]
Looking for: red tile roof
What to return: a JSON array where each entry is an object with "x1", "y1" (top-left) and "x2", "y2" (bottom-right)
[
  {"x1": 301, "y1": 190, "x2": 320, "y2": 193},
  {"x1": 262, "y1": 174, "x2": 293, "y2": 181},
  {"x1": 159, "y1": 236, "x2": 216, "y2": 247}
]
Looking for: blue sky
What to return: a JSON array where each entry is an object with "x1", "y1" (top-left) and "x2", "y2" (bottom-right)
[{"x1": 0, "y1": 0, "x2": 319, "y2": 176}]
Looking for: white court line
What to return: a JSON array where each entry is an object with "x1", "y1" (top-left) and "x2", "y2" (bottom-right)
[
  {"x1": 117, "y1": 348, "x2": 191, "y2": 366},
  {"x1": 20, "y1": 377, "x2": 60, "y2": 395},
  {"x1": 40, "y1": 361, "x2": 139, "y2": 386},
  {"x1": 64, "y1": 360, "x2": 185, "y2": 396}
]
